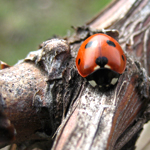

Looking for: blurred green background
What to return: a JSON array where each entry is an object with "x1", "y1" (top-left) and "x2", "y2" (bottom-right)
[{"x1": 0, "y1": 0, "x2": 111, "y2": 65}]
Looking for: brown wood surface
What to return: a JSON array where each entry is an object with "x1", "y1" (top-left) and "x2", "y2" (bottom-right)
[{"x1": 0, "y1": 0, "x2": 150, "y2": 150}]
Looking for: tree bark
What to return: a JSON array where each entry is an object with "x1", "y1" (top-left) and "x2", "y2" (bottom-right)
[{"x1": 1, "y1": 0, "x2": 150, "y2": 150}]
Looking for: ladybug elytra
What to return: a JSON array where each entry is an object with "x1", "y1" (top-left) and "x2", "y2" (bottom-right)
[{"x1": 76, "y1": 33, "x2": 126, "y2": 89}]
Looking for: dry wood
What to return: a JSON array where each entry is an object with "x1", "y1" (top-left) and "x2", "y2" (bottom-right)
[{"x1": 0, "y1": 0, "x2": 150, "y2": 150}]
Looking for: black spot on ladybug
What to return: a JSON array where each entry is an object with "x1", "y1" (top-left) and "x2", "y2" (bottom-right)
[
  {"x1": 96, "y1": 57, "x2": 108, "y2": 67},
  {"x1": 107, "y1": 40, "x2": 116, "y2": 47},
  {"x1": 85, "y1": 41, "x2": 93, "y2": 49},
  {"x1": 78, "y1": 59, "x2": 81, "y2": 65},
  {"x1": 122, "y1": 55, "x2": 125, "y2": 61}
]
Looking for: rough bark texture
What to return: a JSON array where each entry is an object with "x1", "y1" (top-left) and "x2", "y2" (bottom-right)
[{"x1": 0, "y1": 0, "x2": 150, "y2": 150}]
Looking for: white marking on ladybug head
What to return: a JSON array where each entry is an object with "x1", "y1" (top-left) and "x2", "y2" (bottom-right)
[
  {"x1": 99, "y1": 85, "x2": 102, "y2": 88},
  {"x1": 88, "y1": 80, "x2": 97, "y2": 87},
  {"x1": 111, "y1": 78, "x2": 118, "y2": 85},
  {"x1": 106, "y1": 84, "x2": 110, "y2": 87},
  {"x1": 104, "y1": 65, "x2": 111, "y2": 69},
  {"x1": 94, "y1": 65, "x2": 100, "y2": 71}
]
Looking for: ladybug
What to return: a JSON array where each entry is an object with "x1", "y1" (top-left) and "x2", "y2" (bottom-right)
[{"x1": 76, "y1": 33, "x2": 126, "y2": 89}]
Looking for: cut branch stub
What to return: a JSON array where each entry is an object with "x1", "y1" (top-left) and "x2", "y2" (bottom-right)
[
  {"x1": 0, "y1": 62, "x2": 48, "y2": 145},
  {"x1": 0, "y1": 39, "x2": 71, "y2": 148}
]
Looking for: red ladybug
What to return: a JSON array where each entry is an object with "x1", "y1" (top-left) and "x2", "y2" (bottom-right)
[{"x1": 76, "y1": 33, "x2": 126, "y2": 89}]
